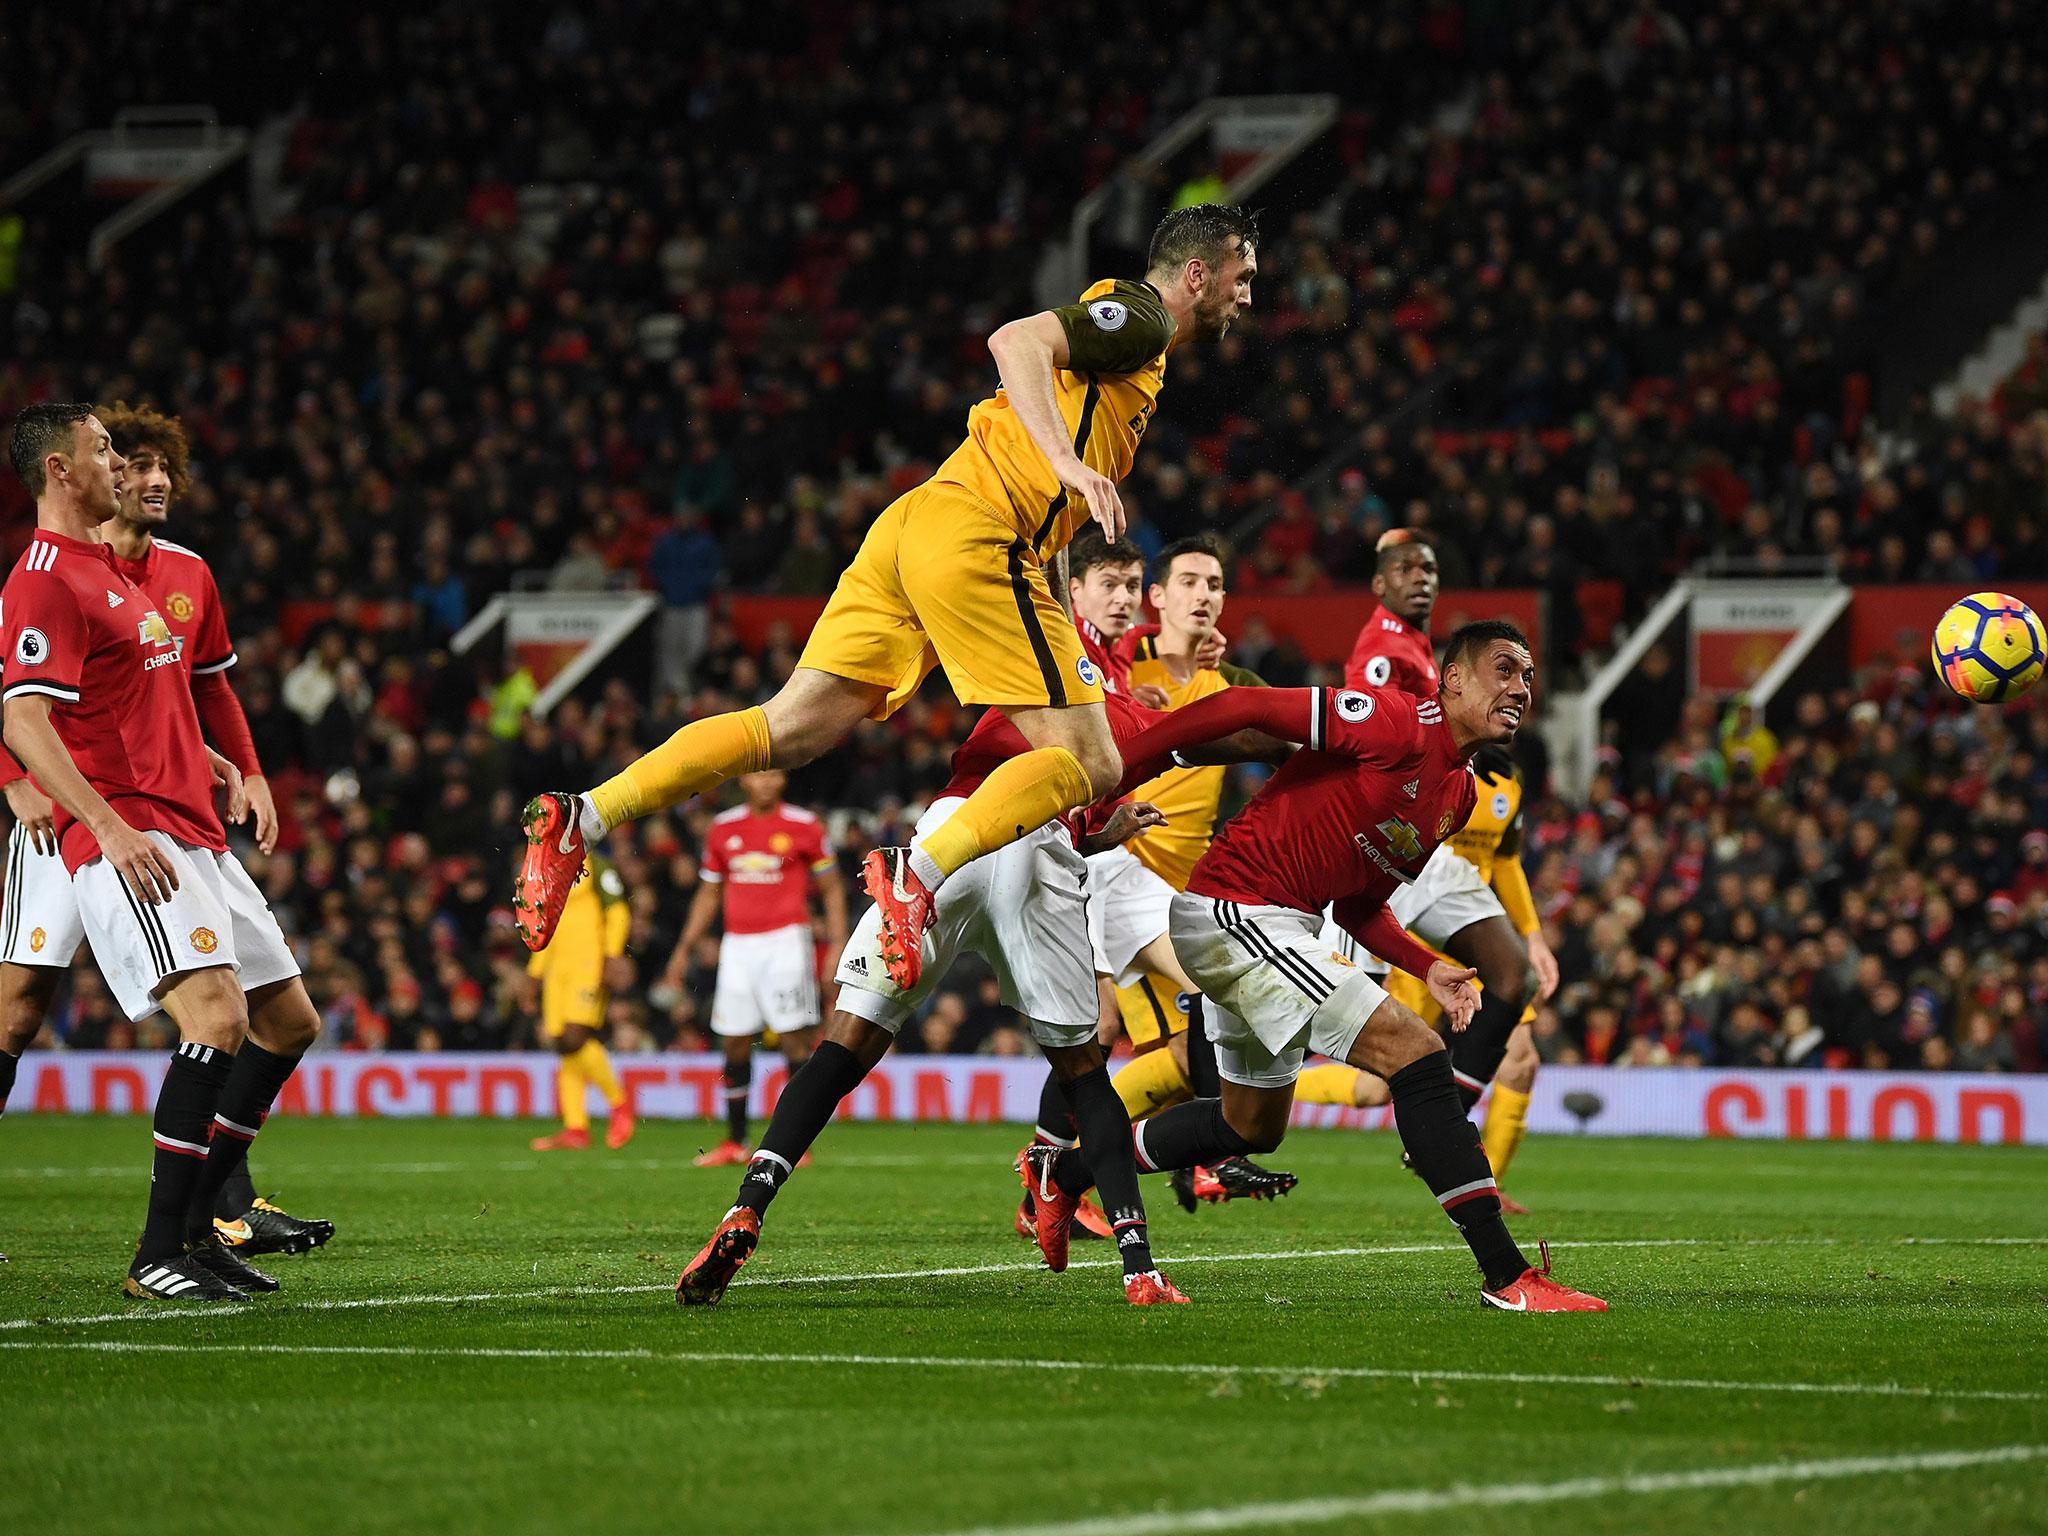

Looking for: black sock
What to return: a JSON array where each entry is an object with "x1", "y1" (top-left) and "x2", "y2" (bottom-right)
[
  {"x1": 140, "y1": 1042, "x2": 233, "y2": 1262},
  {"x1": 1033, "y1": 1068, "x2": 1077, "y2": 1147},
  {"x1": 188, "y1": 1042, "x2": 302, "y2": 1241},
  {"x1": 1182, "y1": 999, "x2": 1220, "y2": 1099},
  {"x1": 724, "y1": 1053, "x2": 752, "y2": 1145},
  {"x1": 1449, "y1": 988, "x2": 1526, "y2": 1110},
  {"x1": 0, "y1": 1047, "x2": 17, "y2": 1117},
  {"x1": 1057, "y1": 1065, "x2": 1153, "y2": 1277},
  {"x1": 1055, "y1": 1096, "x2": 1252, "y2": 1192},
  {"x1": 215, "y1": 1160, "x2": 258, "y2": 1222},
  {"x1": 733, "y1": 1041, "x2": 869, "y2": 1217},
  {"x1": 1389, "y1": 1051, "x2": 1527, "y2": 1289}
]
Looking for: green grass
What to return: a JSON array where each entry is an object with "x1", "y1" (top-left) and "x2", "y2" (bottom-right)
[{"x1": 3, "y1": 1116, "x2": 2046, "y2": 1536}]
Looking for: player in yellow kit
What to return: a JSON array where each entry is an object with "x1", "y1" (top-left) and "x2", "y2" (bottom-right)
[
  {"x1": 515, "y1": 207, "x2": 1260, "y2": 999},
  {"x1": 1302, "y1": 753, "x2": 1559, "y2": 1207},
  {"x1": 526, "y1": 854, "x2": 636, "y2": 1151}
]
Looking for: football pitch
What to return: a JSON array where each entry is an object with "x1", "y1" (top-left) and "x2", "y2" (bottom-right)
[{"x1": 2, "y1": 1116, "x2": 2044, "y2": 1536}]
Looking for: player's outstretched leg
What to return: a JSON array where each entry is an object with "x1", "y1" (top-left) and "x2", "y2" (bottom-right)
[
  {"x1": 1352, "y1": 1001, "x2": 1602, "y2": 1312},
  {"x1": 517, "y1": 673, "x2": 882, "y2": 950},
  {"x1": 677, "y1": 1017, "x2": 885, "y2": 1306},
  {"x1": 1014, "y1": 1069, "x2": 1112, "y2": 1242}
]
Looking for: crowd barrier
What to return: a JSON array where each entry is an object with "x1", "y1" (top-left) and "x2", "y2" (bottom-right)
[{"x1": 9, "y1": 1054, "x2": 2044, "y2": 1145}]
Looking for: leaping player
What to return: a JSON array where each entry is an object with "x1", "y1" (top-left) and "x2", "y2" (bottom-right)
[{"x1": 514, "y1": 207, "x2": 1259, "y2": 997}]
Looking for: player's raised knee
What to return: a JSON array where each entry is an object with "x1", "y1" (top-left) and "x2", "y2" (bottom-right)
[{"x1": 1349, "y1": 994, "x2": 1443, "y2": 1079}]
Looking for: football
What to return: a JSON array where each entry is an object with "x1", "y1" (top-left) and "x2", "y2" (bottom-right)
[{"x1": 1930, "y1": 591, "x2": 2046, "y2": 702}]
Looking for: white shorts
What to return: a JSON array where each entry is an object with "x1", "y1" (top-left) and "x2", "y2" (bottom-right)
[
  {"x1": 73, "y1": 833, "x2": 301, "y2": 1022},
  {"x1": 1319, "y1": 847, "x2": 1505, "y2": 976},
  {"x1": 711, "y1": 923, "x2": 819, "y2": 1037},
  {"x1": 1084, "y1": 845, "x2": 1176, "y2": 987},
  {"x1": 1170, "y1": 893, "x2": 1389, "y2": 1089},
  {"x1": 1, "y1": 823, "x2": 87, "y2": 968},
  {"x1": 837, "y1": 797, "x2": 1096, "y2": 1049}
]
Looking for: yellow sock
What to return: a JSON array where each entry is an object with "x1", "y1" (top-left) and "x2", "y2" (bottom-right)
[
  {"x1": 587, "y1": 706, "x2": 771, "y2": 830},
  {"x1": 1296, "y1": 1063, "x2": 1370, "y2": 1107},
  {"x1": 915, "y1": 746, "x2": 1092, "y2": 879},
  {"x1": 1113, "y1": 1047, "x2": 1192, "y2": 1121},
  {"x1": 557, "y1": 1056, "x2": 590, "y2": 1133},
  {"x1": 1482, "y1": 1083, "x2": 1532, "y2": 1177},
  {"x1": 576, "y1": 1040, "x2": 625, "y2": 1108}
]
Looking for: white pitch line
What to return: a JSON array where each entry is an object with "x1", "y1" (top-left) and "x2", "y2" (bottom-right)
[
  {"x1": 0, "y1": 1153, "x2": 995, "y2": 1179},
  {"x1": 4, "y1": 1235, "x2": 2044, "y2": 1335},
  {"x1": 0, "y1": 1338, "x2": 2039, "y2": 1404},
  {"x1": 925, "y1": 1445, "x2": 2048, "y2": 1536}
]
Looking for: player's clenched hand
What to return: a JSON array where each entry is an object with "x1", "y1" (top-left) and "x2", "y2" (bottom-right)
[
  {"x1": 1427, "y1": 960, "x2": 1481, "y2": 1031},
  {"x1": 1095, "y1": 800, "x2": 1166, "y2": 849},
  {"x1": 244, "y1": 773, "x2": 279, "y2": 855},
  {"x1": 1526, "y1": 930, "x2": 1560, "y2": 1002},
  {"x1": 1132, "y1": 684, "x2": 1172, "y2": 711},
  {"x1": 1060, "y1": 460, "x2": 1124, "y2": 541},
  {"x1": 207, "y1": 749, "x2": 248, "y2": 827},
  {"x1": 4, "y1": 778, "x2": 58, "y2": 856},
  {"x1": 102, "y1": 821, "x2": 179, "y2": 904}
]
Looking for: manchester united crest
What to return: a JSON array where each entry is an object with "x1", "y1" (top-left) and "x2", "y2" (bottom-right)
[
  {"x1": 1436, "y1": 809, "x2": 1456, "y2": 840},
  {"x1": 167, "y1": 591, "x2": 195, "y2": 623},
  {"x1": 29, "y1": 926, "x2": 46, "y2": 954},
  {"x1": 191, "y1": 927, "x2": 219, "y2": 955}
]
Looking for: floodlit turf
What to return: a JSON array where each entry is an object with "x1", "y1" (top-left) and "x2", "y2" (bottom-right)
[{"x1": 2, "y1": 1115, "x2": 2045, "y2": 1536}]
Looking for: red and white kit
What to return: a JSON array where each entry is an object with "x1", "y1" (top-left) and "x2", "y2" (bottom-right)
[
  {"x1": 1174, "y1": 686, "x2": 1475, "y2": 1087},
  {"x1": 702, "y1": 803, "x2": 834, "y2": 1036},
  {"x1": 0, "y1": 532, "x2": 295, "y2": 1019},
  {"x1": 1344, "y1": 602, "x2": 1438, "y2": 695}
]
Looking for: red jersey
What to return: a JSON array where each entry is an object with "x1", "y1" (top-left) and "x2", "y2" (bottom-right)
[
  {"x1": 1344, "y1": 603, "x2": 1438, "y2": 695},
  {"x1": 1076, "y1": 617, "x2": 1133, "y2": 694},
  {"x1": 1188, "y1": 686, "x2": 1476, "y2": 923},
  {"x1": 941, "y1": 687, "x2": 1158, "y2": 807},
  {"x1": 0, "y1": 531, "x2": 226, "y2": 872},
  {"x1": 113, "y1": 537, "x2": 238, "y2": 676},
  {"x1": 700, "y1": 803, "x2": 833, "y2": 935}
]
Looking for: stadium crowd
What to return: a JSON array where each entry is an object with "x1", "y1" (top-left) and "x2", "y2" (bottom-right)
[{"x1": 2, "y1": 0, "x2": 2044, "y2": 1073}]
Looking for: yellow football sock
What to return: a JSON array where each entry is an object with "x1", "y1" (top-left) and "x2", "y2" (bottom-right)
[
  {"x1": 587, "y1": 706, "x2": 771, "y2": 831},
  {"x1": 1296, "y1": 1063, "x2": 1369, "y2": 1107},
  {"x1": 1482, "y1": 1083, "x2": 1532, "y2": 1177},
  {"x1": 1113, "y1": 1047, "x2": 1192, "y2": 1121},
  {"x1": 914, "y1": 746, "x2": 1092, "y2": 879},
  {"x1": 557, "y1": 1056, "x2": 590, "y2": 1133},
  {"x1": 576, "y1": 1040, "x2": 625, "y2": 1108}
]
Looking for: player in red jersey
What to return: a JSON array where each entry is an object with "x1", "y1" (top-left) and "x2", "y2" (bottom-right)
[
  {"x1": 1343, "y1": 528, "x2": 1440, "y2": 695},
  {"x1": 1036, "y1": 620, "x2": 1606, "y2": 1311},
  {"x1": 662, "y1": 770, "x2": 848, "y2": 1166},
  {"x1": 2, "y1": 405, "x2": 323, "y2": 1302},
  {"x1": 0, "y1": 403, "x2": 331, "y2": 1257}
]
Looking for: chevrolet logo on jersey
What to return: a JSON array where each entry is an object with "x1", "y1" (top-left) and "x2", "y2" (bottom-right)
[
  {"x1": 1377, "y1": 817, "x2": 1424, "y2": 862},
  {"x1": 137, "y1": 612, "x2": 175, "y2": 647}
]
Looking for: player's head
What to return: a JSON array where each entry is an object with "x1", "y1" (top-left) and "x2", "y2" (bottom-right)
[
  {"x1": 1439, "y1": 619, "x2": 1533, "y2": 752},
  {"x1": 98, "y1": 400, "x2": 190, "y2": 532},
  {"x1": 8, "y1": 402, "x2": 124, "y2": 524},
  {"x1": 1150, "y1": 533, "x2": 1227, "y2": 641},
  {"x1": 1066, "y1": 532, "x2": 1146, "y2": 639},
  {"x1": 739, "y1": 768, "x2": 787, "y2": 810},
  {"x1": 1145, "y1": 204, "x2": 1258, "y2": 343},
  {"x1": 1372, "y1": 529, "x2": 1438, "y2": 626}
]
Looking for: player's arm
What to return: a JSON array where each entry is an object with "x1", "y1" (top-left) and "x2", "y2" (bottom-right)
[
  {"x1": 1484, "y1": 791, "x2": 1556, "y2": 1000},
  {"x1": 988, "y1": 286, "x2": 1172, "y2": 540},
  {"x1": 815, "y1": 859, "x2": 849, "y2": 957},
  {"x1": 190, "y1": 566, "x2": 275, "y2": 853},
  {"x1": 662, "y1": 879, "x2": 722, "y2": 990},
  {"x1": 1113, "y1": 684, "x2": 1408, "y2": 793},
  {"x1": 0, "y1": 745, "x2": 56, "y2": 855},
  {"x1": 1, "y1": 695, "x2": 177, "y2": 902},
  {"x1": 1077, "y1": 800, "x2": 1167, "y2": 856},
  {"x1": 1331, "y1": 892, "x2": 1480, "y2": 1031}
]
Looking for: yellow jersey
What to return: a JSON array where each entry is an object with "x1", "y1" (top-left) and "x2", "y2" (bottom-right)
[
  {"x1": 1123, "y1": 638, "x2": 1261, "y2": 892},
  {"x1": 526, "y1": 857, "x2": 631, "y2": 984},
  {"x1": 932, "y1": 278, "x2": 1174, "y2": 557},
  {"x1": 1448, "y1": 767, "x2": 1540, "y2": 937}
]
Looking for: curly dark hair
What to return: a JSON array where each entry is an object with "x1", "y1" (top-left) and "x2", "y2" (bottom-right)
[{"x1": 97, "y1": 400, "x2": 192, "y2": 503}]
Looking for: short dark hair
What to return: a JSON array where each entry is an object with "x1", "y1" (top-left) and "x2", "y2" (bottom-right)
[
  {"x1": 1375, "y1": 526, "x2": 1436, "y2": 572},
  {"x1": 1153, "y1": 533, "x2": 1229, "y2": 586},
  {"x1": 8, "y1": 402, "x2": 94, "y2": 498},
  {"x1": 1442, "y1": 619, "x2": 1532, "y2": 677},
  {"x1": 1068, "y1": 531, "x2": 1146, "y2": 584},
  {"x1": 1147, "y1": 204, "x2": 1260, "y2": 277}
]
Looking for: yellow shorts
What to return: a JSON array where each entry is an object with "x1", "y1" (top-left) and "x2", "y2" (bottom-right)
[
  {"x1": 1118, "y1": 972, "x2": 1190, "y2": 1048},
  {"x1": 1385, "y1": 965, "x2": 1538, "y2": 1031},
  {"x1": 797, "y1": 480, "x2": 1106, "y2": 719},
  {"x1": 540, "y1": 979, "x2": 604, "y2": 1038}
]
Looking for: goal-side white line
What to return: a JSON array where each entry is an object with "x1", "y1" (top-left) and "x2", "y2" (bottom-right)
[
  {"x1": 924, "y1": 1445, "x2": 2048, "y2": 1536},
  {"x1": 0, "y1": 1338, "x2": 2038, "y2": 1404}
]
